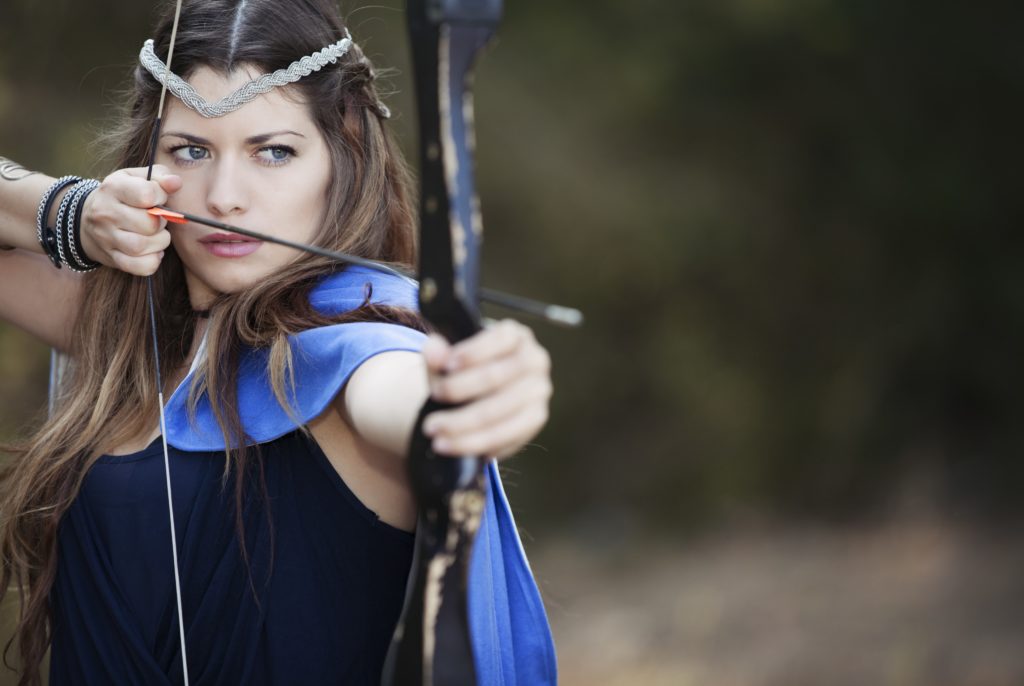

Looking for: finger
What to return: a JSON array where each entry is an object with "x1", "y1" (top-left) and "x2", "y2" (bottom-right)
[
  {"x1": 97, "y1": 204, "x2": 168, "y2": 238},
  {"x1": 117, "y1": 204, "x2": 171, "y2": 239},
  {"x1": 421, "y1": 333, "x2": 451, "y2": 373},
  {"x1": 424, "y1": 374, "x2": 551, "y2": 438},
  {"x1": 433, "y1": 336, "x2": 550, "y2": 404},
  {"x1": 149, "y1": 164, "x2": 171, "y2": 179},
  {"x1": 430, "y1": 353, "x2": 525, "y2": 404},
  {"x1": 80, "y1": 194, "x2": 165, "y2": 265},
  {"x1": 87, "y1": 212, "x2": 167, "y2": 257},
  {"x1": 101, "y1": 169, "x2": 171, "y2": 210},
  {"x1": 110, "y1": 225, "x2": 172, "y2": 258},
  {"x1": 120, "y1": 164, "x2": 172, "y2": 180},
  {"x1": 446, "y1": 319, "x2": 532, "y2": 372},
  {"x1": 108, "y1": 249, "x2": 165, "y2": 277},
  {"x1": 430, "y1": 403, "x2": 549, "y2": 459},
  {"x1": 145, "y1": 164, "x2": 183, "y2": 195},
  {"x1": 157, "y1": 173, "x2": 183, "y2": 195}
]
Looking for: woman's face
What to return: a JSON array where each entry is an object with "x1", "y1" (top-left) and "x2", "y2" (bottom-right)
[{"x1": 156, "y1": 65, "x2": 332, "y2": 308}]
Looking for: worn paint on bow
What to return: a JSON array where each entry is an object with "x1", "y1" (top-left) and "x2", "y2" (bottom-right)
[{"x1": 380, "y1": 1, "x2": 503, "y2": 685}]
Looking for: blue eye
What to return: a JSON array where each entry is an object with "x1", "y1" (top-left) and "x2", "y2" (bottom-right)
[
  {"x1": 169, "y1": 145, "x2": 208, "y2": 165},
  {"x1": 256, "y1": 145, "x2": 295, "y2": 166}
]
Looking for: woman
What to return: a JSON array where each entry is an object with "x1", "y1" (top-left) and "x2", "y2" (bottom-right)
[{"x1": 0, "y1": 0, "x2": 557, "y2": 684}]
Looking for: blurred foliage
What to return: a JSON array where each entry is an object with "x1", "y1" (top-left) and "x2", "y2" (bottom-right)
[{"x1": 1, "y1": 0, "x2": 1021, "y2": 532}]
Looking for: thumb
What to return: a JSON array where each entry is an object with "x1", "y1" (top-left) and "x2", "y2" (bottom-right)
[{"x1": 156, "y1": 173, "x2": 183, "y2": 195}]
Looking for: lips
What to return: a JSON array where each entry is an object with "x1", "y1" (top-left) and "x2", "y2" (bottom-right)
[{"x1": 198, "y1": 232, "x2": 262, "y2": 258}]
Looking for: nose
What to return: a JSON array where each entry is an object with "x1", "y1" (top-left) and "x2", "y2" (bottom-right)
[{"x1": 205, "y1": 158, "x2": 249, "y2": 218}]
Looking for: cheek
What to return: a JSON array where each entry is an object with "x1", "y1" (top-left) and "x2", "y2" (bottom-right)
[
  {"x1": 168, "y1": 227, "x2": 190, "y2": 256},
  {"x1": 284, "y1": 161, "x2": 332, "y2": 240},
  {"x1": 295, "y1": 188, "x2": 327, "y2": 236},
  {"x1": 168, "y1": 222, "x2": 201, "y2": 253},
  {"x1": 166, "y1": 180, "x2": 205, "y2": 215}
]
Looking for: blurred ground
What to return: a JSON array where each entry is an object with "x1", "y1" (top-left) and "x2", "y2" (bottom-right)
[{"x1": 536, "y1": 516, "x2": 1024, "y2": 686}]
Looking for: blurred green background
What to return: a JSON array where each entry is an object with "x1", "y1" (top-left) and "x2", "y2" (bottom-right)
[{"x1": 2, "y1": 1, "x2": 1023, "y2": 684}]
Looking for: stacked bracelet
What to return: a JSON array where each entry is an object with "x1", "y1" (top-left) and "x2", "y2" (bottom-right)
[
  {"x1": 63, "y1": 179, "x2": 102, "y2": 272},
  {"x1": 36, "y1": 176, "x2": 102, "y2": 272},
  {"x1": 36, "y1": 175, "x2": 81, "y2": 268}
]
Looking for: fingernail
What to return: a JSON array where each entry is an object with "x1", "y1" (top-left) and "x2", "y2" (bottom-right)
[
  {"x1": 422, "y1": 418, "x2": 437, "y2": 436},
  {"x1": 433, "y1": 437, "x2": 451, "y2": 454}
]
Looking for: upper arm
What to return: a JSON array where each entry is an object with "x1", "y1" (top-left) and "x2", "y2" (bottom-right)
[
  {"x1": 0, "y1": 248, "x2": 84, "y2": 351},
  {"x1": 336, "y1": 349, "x2": 430, "y2": 458}
]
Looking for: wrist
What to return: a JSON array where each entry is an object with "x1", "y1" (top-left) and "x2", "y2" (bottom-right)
[
  {"x1": 36, "y1": 176, "x2": 102, "y2": 271},
  {"x1": 77, "y1": 191, "x2": 101, "y2": 266},
  {"x1": 37, "y1": 176, "x2": 81, "y2": 267}
]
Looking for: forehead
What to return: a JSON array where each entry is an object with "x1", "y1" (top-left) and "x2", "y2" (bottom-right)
[{"x1": 162, "y1": 65, "x2": 316, "y2": 137}]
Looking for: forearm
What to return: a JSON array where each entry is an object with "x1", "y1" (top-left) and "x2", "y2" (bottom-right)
[
  {"x1": 341, "y1": 324, "x2": 553, "y2": 462},
  {"x1": 0, "y1": 157, "x2": 65, "y2": 252},
  {"x1": 0, "y1": 158, "x2": 85, "y2": 349},
  {"x1": 0, "y1": 248, "x2": 82, "y2": 351}
]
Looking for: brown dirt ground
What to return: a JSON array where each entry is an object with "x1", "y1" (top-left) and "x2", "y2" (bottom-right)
[{"x1": 534, "y1": 517, "x2": 1024, "y2": 686}]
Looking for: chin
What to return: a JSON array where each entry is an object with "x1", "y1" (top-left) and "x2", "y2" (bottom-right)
[
  {"x1": 188, "y1": 263, "x2": 275, "y2": 300},
  {"x1": 212, "y1": 271, "x2": 269, "y2": 294}
]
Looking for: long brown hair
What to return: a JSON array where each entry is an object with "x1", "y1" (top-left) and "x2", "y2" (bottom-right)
[{"x1": 0, "y1": 1, "x2": 422, "y2": 682}]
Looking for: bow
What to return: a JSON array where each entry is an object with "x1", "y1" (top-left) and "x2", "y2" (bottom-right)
[{"x1": 380, "y1": 2, "x2": 502, "y2": 684}]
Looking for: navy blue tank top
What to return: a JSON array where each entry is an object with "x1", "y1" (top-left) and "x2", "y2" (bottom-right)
[{"x1": 50, "y1": 430, "x2": 414, "y2": 685}]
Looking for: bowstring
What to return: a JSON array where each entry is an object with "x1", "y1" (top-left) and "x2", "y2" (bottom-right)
[{"x1": 144, "y1": 0, "x2": 190, "y2": 683}]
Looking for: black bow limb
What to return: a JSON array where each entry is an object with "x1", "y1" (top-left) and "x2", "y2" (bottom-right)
[{"x1": 381, "y1": 1, "x2": 503, "y2": 685}]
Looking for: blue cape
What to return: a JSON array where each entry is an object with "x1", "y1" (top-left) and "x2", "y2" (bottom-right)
[{"x1": 162, "y1": 266, "x2": 557, "y2": 686}]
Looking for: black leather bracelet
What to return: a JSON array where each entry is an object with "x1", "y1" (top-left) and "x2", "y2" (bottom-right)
[
  {"x1": 36, "y1": 175, "x2": 81, "y2": 269},
  {"x1": 67, "y1": 181, "x2": 102, "y2": 272}
]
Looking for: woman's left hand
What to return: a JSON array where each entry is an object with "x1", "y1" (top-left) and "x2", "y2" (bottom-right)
[{"x1": 420, "y1": 320, "x2": 553, "y2": 460}]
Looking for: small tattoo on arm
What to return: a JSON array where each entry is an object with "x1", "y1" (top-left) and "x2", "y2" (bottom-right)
[{"x1": 0, "y1": 156, "x2": 38, "y2": 181}]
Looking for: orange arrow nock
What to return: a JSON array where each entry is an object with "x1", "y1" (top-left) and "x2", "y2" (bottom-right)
[{"x1": 148, "y1": 207, "x2": 187, "y2": 224}]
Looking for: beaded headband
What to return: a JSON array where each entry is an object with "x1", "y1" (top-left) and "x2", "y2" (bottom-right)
[{"x1": 139, "y1": 30, "x2": 391, "y2": 119}]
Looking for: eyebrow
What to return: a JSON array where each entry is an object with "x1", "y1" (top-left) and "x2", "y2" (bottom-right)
[{"x1": 161, "y1": 130, "x2": 306, "y2": 145}]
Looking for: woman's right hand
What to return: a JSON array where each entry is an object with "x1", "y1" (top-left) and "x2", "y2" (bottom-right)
[{"x1": 79, "y1": 166, "x2": 181, "y2": 276}]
